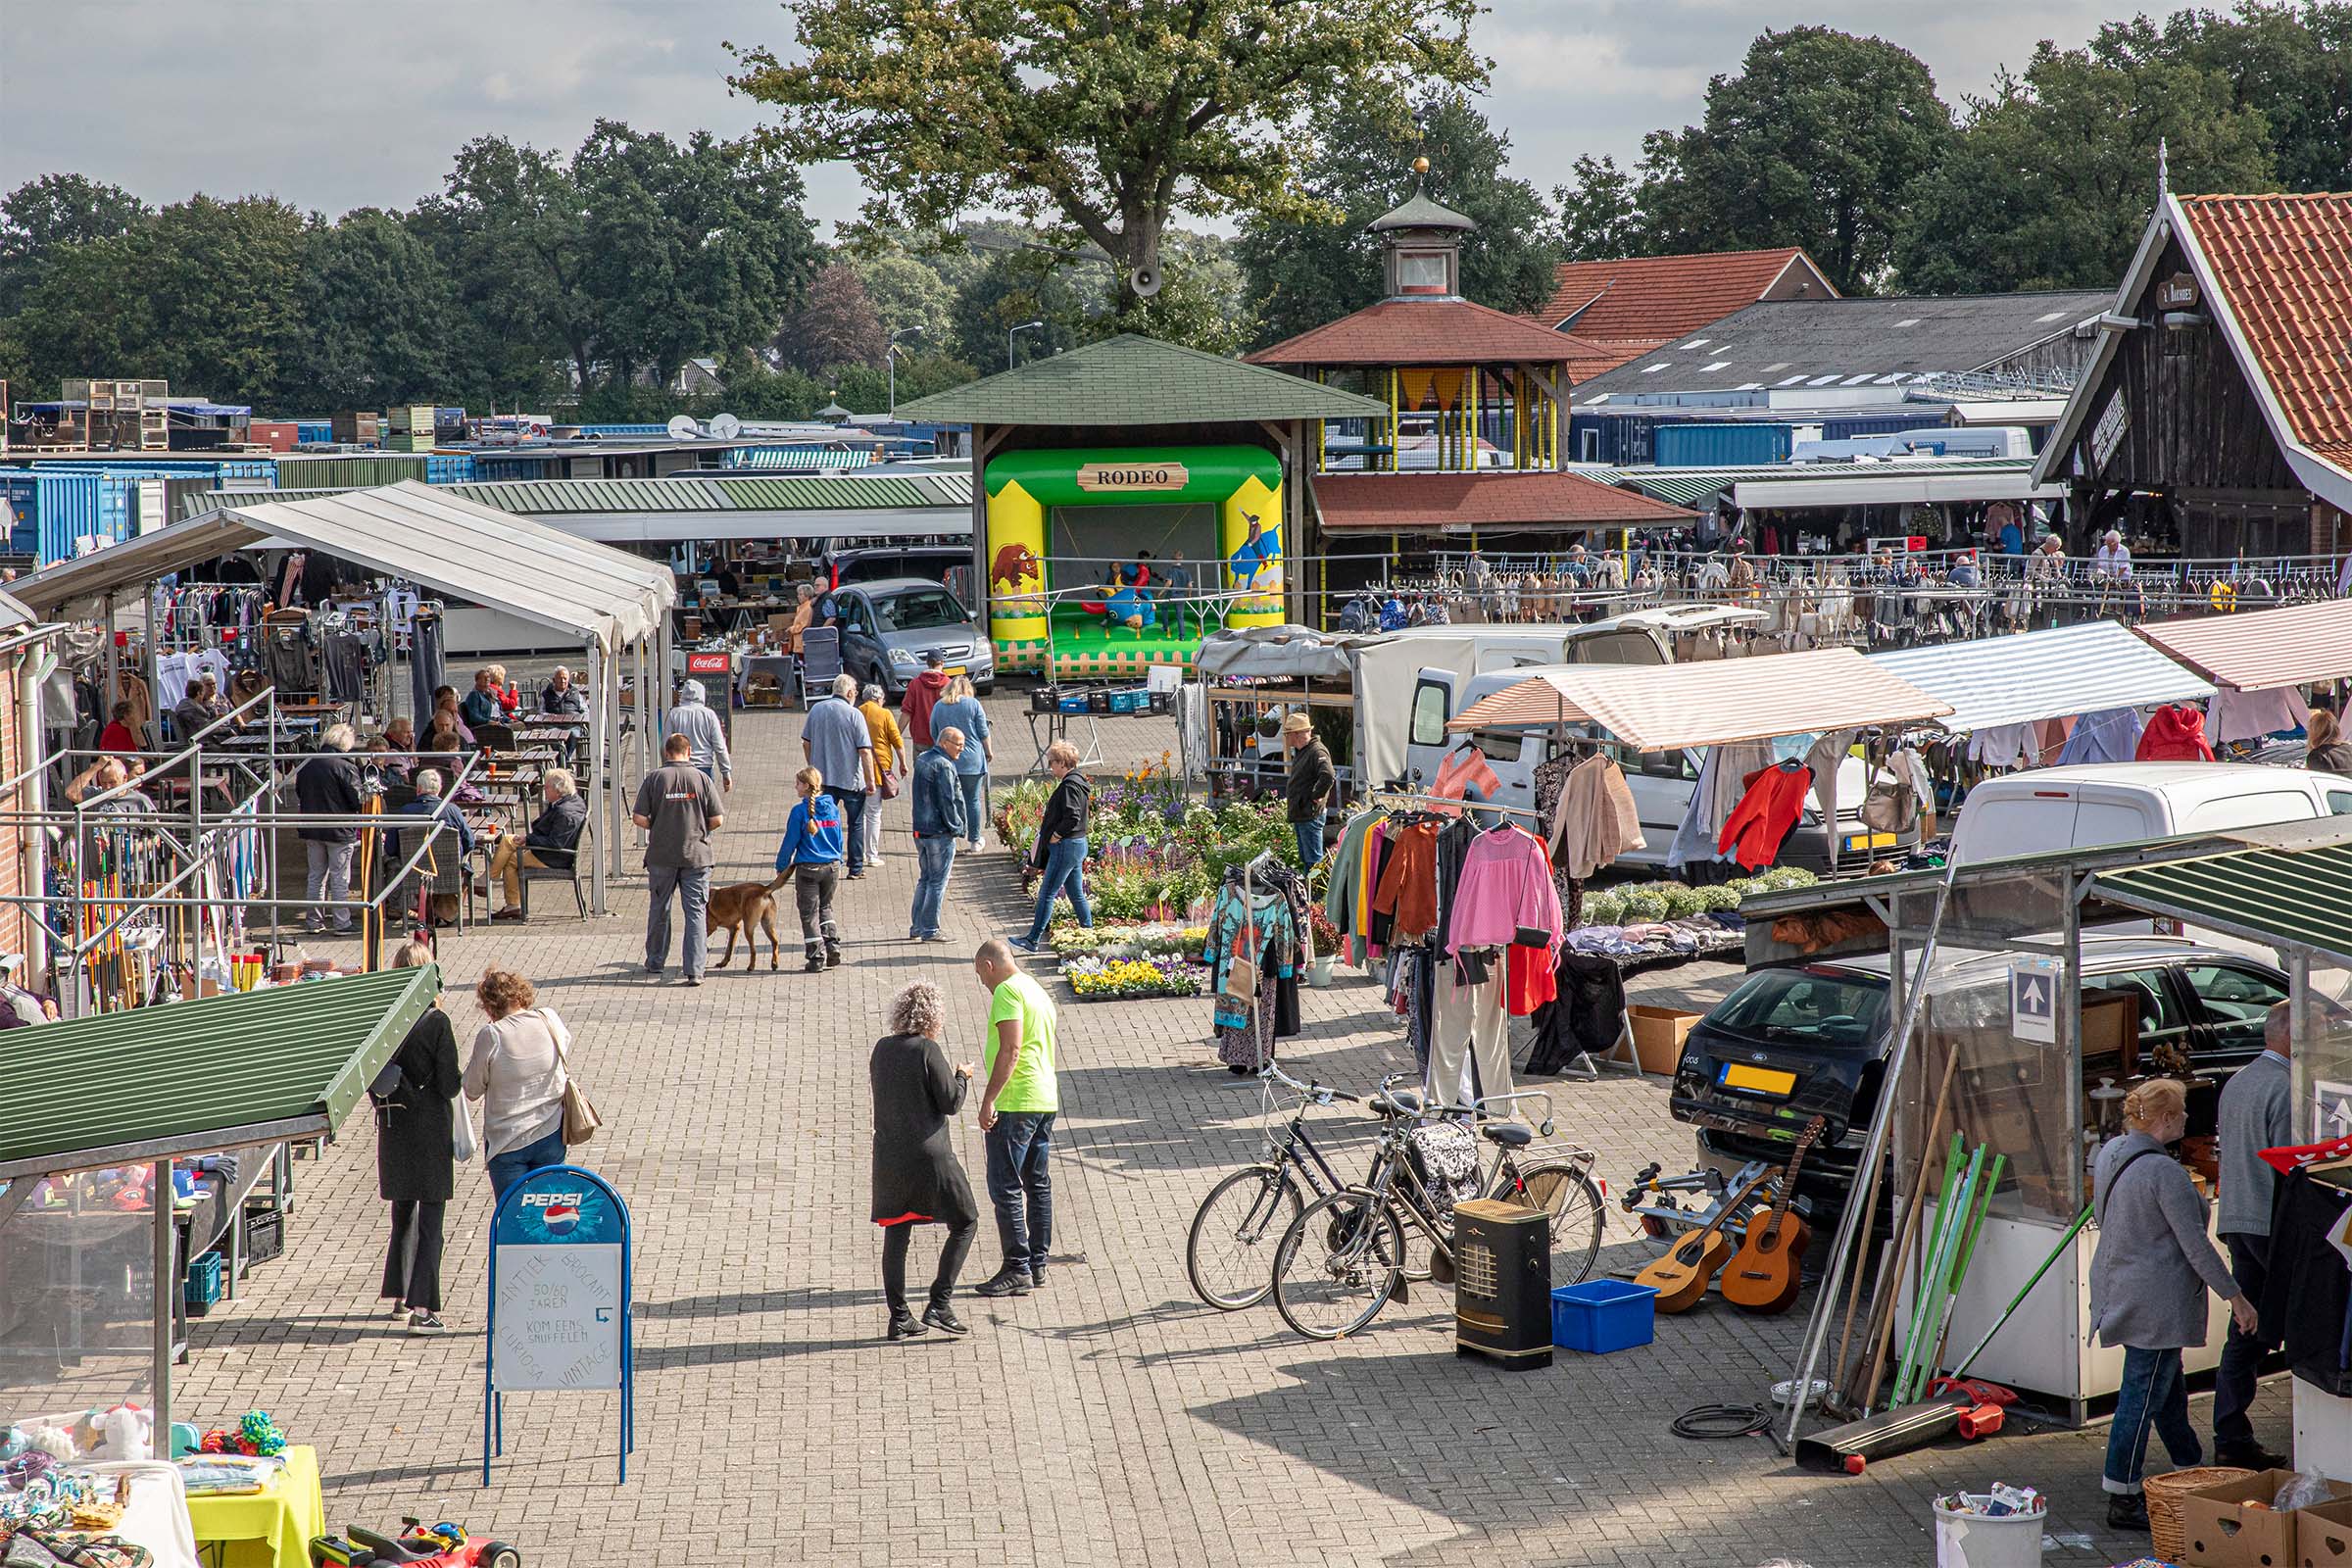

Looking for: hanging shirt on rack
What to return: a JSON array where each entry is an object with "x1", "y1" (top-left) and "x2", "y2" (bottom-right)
[
  {"x1": 1429, "y1": 746, "x2": 1499, "y2": 810},
  {"x1": 1718, "y1": 761, "x2": 1813, "y2": 871},
  {"x1": 2056, "y1": 708, "x2": 2143, "y2": 767},
  {"x1": 1370, "y1": 820, "x2": 1441, "y2": 940},
  {"x1": 1446, "y1": 824, "x2": 1564, "y2": 956},
  {"x1": 2208, "y1": 685, "x2": 2310, "y2": 745},
  {"x1": 155, "y1": 651, "x2": 194, "y2": 710},
  {"x1": 1669, "y1": 741, "x2": 1771, "y2": 870},
  {"x1": 1550, "y1": 753, "x2": 1644, "y2": 881}
]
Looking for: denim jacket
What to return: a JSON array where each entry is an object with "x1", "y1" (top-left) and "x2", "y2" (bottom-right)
[{"x1": 910, "y1": 749, "x2": 966, "y2": 839}]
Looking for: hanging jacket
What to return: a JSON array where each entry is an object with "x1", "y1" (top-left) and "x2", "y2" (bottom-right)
[
  {"x1": 2135, "y1": 704, "x2": 2216, "y2": 762},
  {"x1": 1718, "y1": 763, "x2": 1813, "y2": 871},
  {"x1": 1369, "y1": 820, "x2": 1440, "y2": 939}
]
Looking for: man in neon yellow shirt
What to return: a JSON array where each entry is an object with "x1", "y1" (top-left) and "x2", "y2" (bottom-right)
[{"x1": 972, "y1": 938, "x2": 1058, "y2": 1298}]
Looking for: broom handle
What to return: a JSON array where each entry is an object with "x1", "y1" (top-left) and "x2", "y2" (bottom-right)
[{"x1": 1855, "y1": 1060, "x2": 1962, "y2": 1412}]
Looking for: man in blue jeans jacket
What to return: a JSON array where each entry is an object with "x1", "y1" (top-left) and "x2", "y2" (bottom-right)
[{"x1": 908, "y1": 728, "x2": 967, "y2": 941}]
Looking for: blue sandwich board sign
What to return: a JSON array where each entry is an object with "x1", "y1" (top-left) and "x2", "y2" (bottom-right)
[{"x1": 484, "y1": 1164, "x2": 635, "y2": 1484}]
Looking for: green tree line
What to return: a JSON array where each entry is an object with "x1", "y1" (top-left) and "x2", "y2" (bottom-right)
[{"x1": 1552, "y1": 4, "x2": 2351, "y2": 296}]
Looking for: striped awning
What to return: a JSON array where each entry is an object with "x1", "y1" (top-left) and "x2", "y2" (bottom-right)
[
  {"x1": 1446, "y1": 647, "x2": 1951, "y2": 752},
  {"x1": 1868, "y1": 620, "x2": 2215, "y2": 734},
  {"x1": 2135, "y1": 600, "x2": 2352, "y2": 691}
]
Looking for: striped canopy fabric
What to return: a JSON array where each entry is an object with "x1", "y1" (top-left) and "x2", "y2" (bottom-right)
[
  {"x1": 1869, "y1": 620, "x2": 2215, "y2": 734},
  {"x1": 2135, "y1": 600, "x2": 2352, "y2": 691}
]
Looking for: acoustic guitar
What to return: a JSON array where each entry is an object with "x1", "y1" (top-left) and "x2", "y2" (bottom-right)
[
  {"x1": 1721, "y1": 1116, "x2": 1828, "y2": 1315},
  {"x1": 1636, "y1": 1167, "x2": 1776, "y2": 1314}
]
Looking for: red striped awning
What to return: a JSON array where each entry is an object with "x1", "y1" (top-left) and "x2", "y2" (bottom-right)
[
  {"x1": 2134, "y1": 601, "x2": 2352, "y2": 692},
  {"x1": 1446, "y1": 647, "x2": 1951, "y2": 752}
]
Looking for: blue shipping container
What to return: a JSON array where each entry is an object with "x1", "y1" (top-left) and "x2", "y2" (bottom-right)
[
  {"x1": 1653, "y1": 423, "x2": 1793, "y2": 468},
  {"x1": 1821, "y1": 414, "x2": 1933, "y2": 442},
  {"x1": 423, "y1": 454, "x2": 478, "y2": 485},
  {"x1": 30, "y1": 458, "x2": 277, "y2": 485},
  {"x1": 1, "y1": 472, "x2": 157, "y2": 564},
  {"x1": 293, "y1": 420, "x2": 332, "y2": 445}
]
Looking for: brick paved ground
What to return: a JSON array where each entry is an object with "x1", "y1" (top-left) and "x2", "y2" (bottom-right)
[{"x1": 157, "y1": 694, "x2": 2289, "y2": 1567}]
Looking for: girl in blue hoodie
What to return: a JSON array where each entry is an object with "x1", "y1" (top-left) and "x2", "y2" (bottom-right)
[{"x1": 777, "y1": 766, "x2": 847, "y2": 971}]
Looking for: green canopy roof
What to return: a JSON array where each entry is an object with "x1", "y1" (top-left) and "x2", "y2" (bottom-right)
[
  {"x1": 894, "y1": 333, "x2": 1386, "y2": 428},
  {"x1": 2093, "y1": 842, "x2": 2352, "y2": 965},
  {"x1": 0, "y1": 965, "x2": 440, "y2": 1179}
]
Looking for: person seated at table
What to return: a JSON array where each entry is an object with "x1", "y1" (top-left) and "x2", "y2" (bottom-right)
[
  {"x1": 488, "y1": 767, "x2": 587, "y2": 921},
  {"x1": 539, "y1": 665, "x2": 588, "y2": 716},
  {"x1": 1102, "y1": 583, "x2": 1155, "y2": 632},
  {"x1": 389, "y1": 765, "x2": 475, "y2": 868},
  {"x1": 99, "y1": 700, "x2": 140, "y2": 756},
  {"x1": 172, "y1": 674, "x2": 223, "y2": 743},
  {"x1": 1947, "y1": 550, "x2": 1982, "y2": 588},
  {"x1": 380, "y1": 715, "x2": 417, "y2": 776},
  {"x1": 430, "y1": 686, "x2": 476, "y2": 747},
  {"x1": 460, "y1": 667, "x2": 508, "y2": 728},
  {"x1": 420, "y1": 711, "x2": 466, "y2": 779}
]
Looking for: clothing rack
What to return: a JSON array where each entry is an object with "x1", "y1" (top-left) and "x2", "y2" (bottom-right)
[{"x1": 1366, "y1": 786, "x2": 1544, "y2": 823}]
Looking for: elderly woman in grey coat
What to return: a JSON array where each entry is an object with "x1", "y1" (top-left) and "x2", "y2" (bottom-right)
[
  {"x1": 871, "y1": 980, "x2": 978, "y2": 1341},
  {"x1": 2088, "y1": 1077, "x2": 2261, "y2": 1533}
]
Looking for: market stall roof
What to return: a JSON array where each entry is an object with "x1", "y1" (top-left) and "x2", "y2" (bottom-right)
[
  {"x1": 1732, "y1": 457, "x2": 2063, "y2": 509},
  {"x1": 1446, "y1": 646, "x2": 1951, "y2": 751},
  {"x1": 2132, "y1": 599, "x2": 2352, "y2": 691},
  {"x1": 1248, "y1": 298, "x2": 1617, "y2": 370},
  {"x1": 2091, "y1": 837, "x2": 2352, "y2": 965},
  {"x1": 15, "y1": 481, "x2": 675, "y2": 648},
  {"x1": 1194, "y1": 625, "x2": 1363, "y2": 682},
  {"x1": 0, "y1": 966, "x2": 437, "y2": 1181},
  {"x1": 1866, "y1": 620, "x2": 2215, "y2": 734}
]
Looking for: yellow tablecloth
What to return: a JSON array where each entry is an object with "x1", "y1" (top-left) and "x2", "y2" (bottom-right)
[{"x1": 185, "y1": 1446, "x2": 323, "y2": 1568}]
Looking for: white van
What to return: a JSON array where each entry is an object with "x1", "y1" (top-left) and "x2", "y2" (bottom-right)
[
  {"x1": 1402, "y1": 664, "x2": 1915, "y2": 872},
  {"x1": 1946, "y1": 762, "x2": 2352, "y2": 866}
]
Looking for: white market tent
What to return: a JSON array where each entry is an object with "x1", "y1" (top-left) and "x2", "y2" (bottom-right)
[
  {"x1": 13, "y1": 481, "x2": 681, "y2": 912},
  {"x1": 2134, "y1": 599, "x2": 2352, "y2": 692},
  {"x1": 1867, "y1": 620, "x2": 2217, "y2": 734},
  {"x1": 1445, "y1": 647, "x2": 1951, "y2": 752}
]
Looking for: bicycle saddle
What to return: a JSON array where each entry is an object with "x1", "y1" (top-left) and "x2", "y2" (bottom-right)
[
  {"x1": 1371, "y1": 1088, "x2": 1425, "y2": 1118},
  {"x1": 1479, "y1": 1122, "x2": 1534, "y2": 1148}
]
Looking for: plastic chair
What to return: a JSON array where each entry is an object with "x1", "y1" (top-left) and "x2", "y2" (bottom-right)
[
  {"x1": 799, "y1": 627, "x2": 843, "y2": 708},
  {"x1": 518, "y1": 820, "x2": 594, "y2": 921}
]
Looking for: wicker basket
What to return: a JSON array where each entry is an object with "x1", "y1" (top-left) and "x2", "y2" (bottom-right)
[{"x1": 2145, "y1": 1465, "x2": 2253, "y2": 1563}]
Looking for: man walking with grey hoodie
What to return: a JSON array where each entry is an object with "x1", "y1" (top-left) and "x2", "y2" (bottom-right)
[{"x1": 666, "y1": 678, "x2": 733, "y2": 793}]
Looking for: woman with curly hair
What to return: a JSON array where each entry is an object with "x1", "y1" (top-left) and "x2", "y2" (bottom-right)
[
  {"x1": 463, "y1": 968, "x2": 574, "y2": 1200},
  {"x1": 870, "y1": 980, "x2": 978, "y2": 1340}
]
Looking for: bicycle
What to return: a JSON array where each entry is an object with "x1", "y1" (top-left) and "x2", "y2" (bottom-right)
[
  {"x1": 1186, "y1": 1063, "x2": 1362, "y2": 1310},
  {"x1": 1267, "y1": 1077, "x2": 1607, "y2": 1342}
]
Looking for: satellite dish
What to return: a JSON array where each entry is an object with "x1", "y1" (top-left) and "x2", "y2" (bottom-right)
[
  {"x1": 1130, "y1": 265, "x2": 1162, "y2": 299},
  {"x1": 666, "y1": 415, "x2": 700, "y2": 441},
  {"x1": 710, "y1": 413, "x2": 742, "y2": 441}
]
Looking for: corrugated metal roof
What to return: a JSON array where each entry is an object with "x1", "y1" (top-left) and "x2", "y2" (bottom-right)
[
  {"x1": 1446, "y1": 647, "x2": 1952, "y2": 751},
  {"x1": 186, "y1": 473, "x2": 974, "y2": 520},
  {"x1": 2134, "y1": 600, "x2": 2352, "y2": 691},
  {"x1": 2094, "y1": 841, "x2": 2352, "y2": 965},
  {"x1": 1868, "y1": 620, "x2": 2216, "y2": 733},
  {"x1": 0, "y1": 965, "x2": 437, "y2": 1178}
]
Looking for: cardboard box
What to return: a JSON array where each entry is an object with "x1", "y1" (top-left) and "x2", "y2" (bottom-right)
[
  {"x1": 1627, "y1": 1004, "x2": 1701, "y2": 1076},
  {"x1": 2180, "y1": 1469, "x2": 2352, "y2": 1568},
  {"x1": 2304, "y1": 1497, "x2": 2352, "y2": 1568}
]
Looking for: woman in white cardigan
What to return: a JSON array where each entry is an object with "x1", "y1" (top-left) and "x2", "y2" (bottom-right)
[{"x1": 463, "y1": 968, "x2": 571, "y2": 1200}]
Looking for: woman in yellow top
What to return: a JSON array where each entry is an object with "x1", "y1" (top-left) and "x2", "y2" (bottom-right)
[{"x1": 859, "y1": 681, "x2": 907, "y2": 865}]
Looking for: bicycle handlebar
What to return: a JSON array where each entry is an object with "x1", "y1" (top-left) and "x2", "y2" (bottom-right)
[{"x1": 1258, "y1": 1062, "x2": 1359, "y2": 1104}]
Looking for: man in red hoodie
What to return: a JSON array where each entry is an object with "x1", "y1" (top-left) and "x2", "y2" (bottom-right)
[{"x1": 901, "y1": 650, "x2": 952, "y2": 749}]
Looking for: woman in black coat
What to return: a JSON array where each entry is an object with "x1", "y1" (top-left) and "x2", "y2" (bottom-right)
[
  {"x1": 377, "y1": 942, "x2": 463, "y2": 1334},
  {"x1": 871, "y1": 979, "x2": 978, "y2": 1340}
]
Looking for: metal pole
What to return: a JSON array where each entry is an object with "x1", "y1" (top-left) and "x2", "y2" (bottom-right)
[
  {"x1": 591, "y1": 639, "x2": 611, "y2": 916},
  {"x1": 152, "y1": 1158, "x2": 173, "y2": 1444},
  {"x1": 1781, "y1": 848, "x2": 1964, "y2": 1449}
]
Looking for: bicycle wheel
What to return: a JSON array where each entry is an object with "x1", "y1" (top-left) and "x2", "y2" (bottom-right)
[
  {"x1": 1187, "y1": 1163, "x2": 1304, "y2": 1310},
  {"x1": 1515, "y1": 1163, "x2": 1608, "y2": 1287},
  {"x1": 1271, "y1": 1189, "x2": 1405, "y2": 1341}
]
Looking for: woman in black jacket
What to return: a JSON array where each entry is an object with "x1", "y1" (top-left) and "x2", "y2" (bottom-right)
[
  {"x1": 1013, "y1": 740, "x2": 1093, "y2": 952},
  {"x1": 871, "y1": 980, "x2": 978, "y2": 1341},
  {"x1": 377, "y1": 941, "x2": 463, "y2": 1334}
]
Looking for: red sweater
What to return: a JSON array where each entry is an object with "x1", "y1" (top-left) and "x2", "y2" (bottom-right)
[
  {"x1": 2134, "y1": 704, "x2": 2215, "y2": 762},
  {"x1": 1719, "y1": 763, "x2": 1813, "y2": 871}
]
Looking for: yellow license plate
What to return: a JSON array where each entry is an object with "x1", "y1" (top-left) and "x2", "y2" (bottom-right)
[
  {"x1": 1721, "y1": 1063, "x2": 1797, "y2": 1097},
  {"x1": 1843, "y1": 831, "x2": 1897, "y2": 852},
  {"x1": 945, "y1": 665, "x2": 967, "y2": 677}
]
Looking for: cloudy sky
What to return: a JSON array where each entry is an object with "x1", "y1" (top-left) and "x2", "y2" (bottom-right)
[{"x1": 1, "y1": 1, "x2": 2129, "y2": 231}]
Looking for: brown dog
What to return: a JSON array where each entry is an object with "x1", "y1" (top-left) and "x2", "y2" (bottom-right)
[{"x1": 706, "y1": 872, "x2": 791, "y2": 970}]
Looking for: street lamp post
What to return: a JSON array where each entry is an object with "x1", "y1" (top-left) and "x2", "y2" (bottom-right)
[
  {"x1": 887, "y1": 324, "x2": 924, "y2": 418},
  {"x1": 1008, "y1": 319, "x2": 1046, "y2": 370}
]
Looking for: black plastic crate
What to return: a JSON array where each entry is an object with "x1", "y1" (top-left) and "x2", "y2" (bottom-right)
[{"x1": 242, "y1": 1201, "x2": 284, "y2": 1265}]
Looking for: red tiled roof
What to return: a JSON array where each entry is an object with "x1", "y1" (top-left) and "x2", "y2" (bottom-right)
[
  {"x1": 2180, "y1": 193, "x2": 2352, "y2": 449},
  {"x1": 1531, "y1": 248, "x2": 1827, "y2": 342},
  {"x1": 1249, "y1": 299, "x2": 1617, "y2": 369},
  {"x1": 1312, "y1": 470, "x2": 1694, "y2": 533}
]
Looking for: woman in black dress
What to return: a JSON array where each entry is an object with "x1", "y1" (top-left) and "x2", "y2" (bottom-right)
[
  {"x1": 377, "y1": 941, "x2": 463, "y2": 1335},
  {"x1": 871, "y1": 980, "x2": 979, "y2": 1341}
]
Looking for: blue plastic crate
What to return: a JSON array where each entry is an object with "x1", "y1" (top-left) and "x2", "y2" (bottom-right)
[
  {"x1": 1105, "y1": 687, "x2": 1150, "y2": 714},
  {"x1": 1550, "y1": 1279, "x2": 1656, "y2": 1353},
  {"x1": 184, "y1": 1250, "x2": 224, "y2": 1315}
]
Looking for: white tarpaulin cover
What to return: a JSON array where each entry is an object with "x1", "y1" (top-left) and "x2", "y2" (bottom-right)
[
  {"x1": 1867, "y1": 620, "x2": 2215, "y2": 734},
  {"x1": 1446, "y1": 646, "x2": 1951, "y2": 751},
  {"x1": 15, "y1": 481, "x2": 674, "y2": 648}
]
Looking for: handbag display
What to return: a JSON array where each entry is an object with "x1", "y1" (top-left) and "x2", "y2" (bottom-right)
[
  {"x1": 543, "y1": 1008, "x2": 604, "y2": 1146},
  {"x1": 1857, "y1": 761, "x2": 1915, "y2": 835}
]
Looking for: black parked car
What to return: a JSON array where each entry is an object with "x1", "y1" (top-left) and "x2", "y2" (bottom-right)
[{"x1": 1669, "y1": 935, "x2": 2285, "y2": 1217}]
